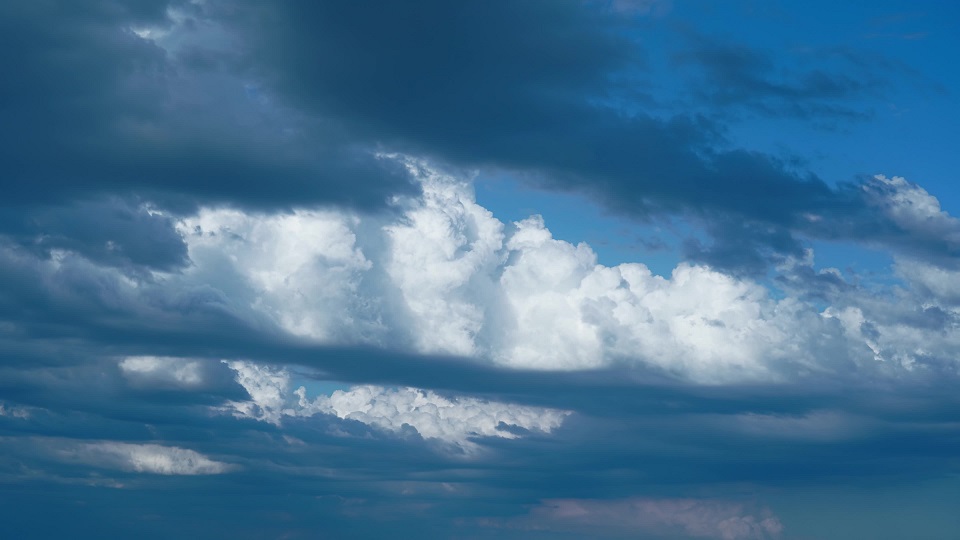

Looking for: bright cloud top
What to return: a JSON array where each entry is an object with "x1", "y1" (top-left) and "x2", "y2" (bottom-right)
[
  {"x1": 170, "y1": 163, "x2": 959, "y2": 383},
  {"x1": 299, "y1": 385, "x2": 570, "y2": 446}
]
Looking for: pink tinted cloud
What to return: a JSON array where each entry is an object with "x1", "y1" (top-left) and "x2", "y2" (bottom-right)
[{"x1": 521, "y1": 497, "x2": 783, "y2": 540}]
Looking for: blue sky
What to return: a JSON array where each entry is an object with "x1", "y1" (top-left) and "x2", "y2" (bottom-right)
[{"x1": 3, "y1": 2, "x2": 960, "y2": 539}]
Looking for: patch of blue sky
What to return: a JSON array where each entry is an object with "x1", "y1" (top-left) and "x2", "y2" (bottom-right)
[
  {"x1": 288, "y1": 370, "x2": 352, "y2": 397},
  {"x1": 474, "y1": 170, "x2": 684, "y2": 277},
  {"x1": 662, "y1": 0, "x2": 960, "y2": 204}
]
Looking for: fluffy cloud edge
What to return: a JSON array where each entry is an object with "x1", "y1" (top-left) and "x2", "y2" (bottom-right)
[{"x1": 220, "y1": 361, "x2": 571, "y2": 450}]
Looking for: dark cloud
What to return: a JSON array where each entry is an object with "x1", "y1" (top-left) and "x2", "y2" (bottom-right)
[
  {"x1": 195, "y1": 0, "x2": 956, "y2": 274},
  {"x1": 2, "y1": 342, "x2": 959, "y2": 539},
  {"x1": 2, "y1": 0, "x2": 951, "y2": 275},
  {"x1": 0, "y1": 0, "x2": 415, "y2": 216},
  {"x1": 0, "y1": 198, "x2": 188, "y2": 271}
]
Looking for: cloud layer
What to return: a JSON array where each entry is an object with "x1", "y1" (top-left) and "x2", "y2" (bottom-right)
[
  {"x1": 155, "y1": 163, "x2": 959, "y2": 385},
  {"x1": 3, "y1": 2, "x2": 960, "y2": 538}
]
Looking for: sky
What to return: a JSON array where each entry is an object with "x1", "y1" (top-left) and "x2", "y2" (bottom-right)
[{"x1": 2, "y1": 1, "x2": 960, "y2": 539}]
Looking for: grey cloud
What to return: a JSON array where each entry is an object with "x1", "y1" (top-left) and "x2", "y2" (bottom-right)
[
  {"x1": 198, "y1": 0, "x2": 958, "y2": 273},
  {"x1": 0, "y1": 198, "x2": 188, "y2": 271},
  {"x1": 3, "y1": 0, "x2": 953, "y2": 276},
  {"x1": 0, "y1": 0, "x2": 415, "y2": 216}
]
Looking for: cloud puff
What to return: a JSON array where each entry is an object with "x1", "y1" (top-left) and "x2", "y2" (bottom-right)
[
  {"x1": 69, "y1": 442, "x2": 231, "y2": 475},
  {"x1": 895, "y1": 257, "x2": 960, "y2": 305},
  {"x1": 221, "y1": 360, "x2": 297, "y2": 425},
  {"x1": 297, "y1": 385, "x2": 570, "y2": 449},
  {"x1": 120, "y1": 356, "x2": 204, "y2": 387},
  {"x1": 865, "y1": 175, "x2": 960, "y2": 243},
  {"x1": 8, "y1": 161, "x2": 960, "y2": 384},
  {"x1": 384, "y1": 165, "x2": 505, "y2": 357},
  {"x1": 178, "y1": 208, "x2": 377, "y2": 342},
  {"x1": 152, "y1": 163, "x2": 960, "y2": 383},
  {"x1": 221, "y1": 361, "x2": 569, "y2": 449}
]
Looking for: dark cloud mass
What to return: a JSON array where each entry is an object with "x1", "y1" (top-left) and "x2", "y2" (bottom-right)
[
  {"x1": 0, "y1": 1, "x2": 415, "y2": 213},
  {"x1": 3, "y1": 1, "x2": 960, "y2": 539},
  {"x1": 1, "y1": 0, "x2": 952, "y2": 269},
  {"x1": 203, "y1": 0, "x2": 953, "y2": 272}
]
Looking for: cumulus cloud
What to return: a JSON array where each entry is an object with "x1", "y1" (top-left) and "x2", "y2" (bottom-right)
[
  {"x1": 6, "y1": 161, "x2": 960, "y2": 384},
  {"x1": 297, "y1": 385, "x2": 570, "y2": 449},
  {"x1": 383, "y1": 165, "x2": 505, "y2": 357},
  {"x1": 895, "y1": 257, "x2": 960, "y2": 305},
  {"x1": 382, "y1": 166, "x2": 849, "y2": 381},
  {"x1": 220, "y1": 361, "x2": 569, "y2": 449},
  {"x1": 70, "y1": 442, "x2": 231, "y2": 475},
  {"x1": 177, "y1": 208, "x2": 376, "y2": 342},
  {"x1": 221, "y1": 360, "x2": 296, "y2": 425},
  {"x1": 865, "y1": 175, "x2": 960, "y2": 243},
  {"x1": 147, "y1": 162, "x2": 960, "y2": 383},
  {"x1": 515, "y1": 497, "x2": 783, "y2": 540},
  {"x1": 209, "y1": 162, "x2": 794, "y2": 378}
]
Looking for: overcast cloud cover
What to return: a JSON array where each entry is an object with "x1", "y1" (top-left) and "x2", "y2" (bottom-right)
[{"x1": 3, "y1": 1, "x2": 960, "y2": 539}]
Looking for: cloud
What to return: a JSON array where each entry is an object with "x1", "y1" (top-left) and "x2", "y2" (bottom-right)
[
  {"x1": 383, "y1": 166, "x2": 505, "y2": 357},
  {"x1": 1, "y1": 4, "x2": 960, "y2": 537},
  {"x1": 164, "y1": 164, "x2": 849, "y2": 382},
  {"x1": 200, "y1": 0, "x2": 952, "y2": 274},
  {"x1": 3, "y1": 0, "x2": 950, "y2": 278},
  {"x1": 68, "y1": 441, "x2": 232, "y2": 475},
  {"x1": 115, "y1": 354, "x2": 247, "y2": 401},
  {"x1": 895, "y1": 257, "x2": 960, "y2": 305},
  {"x1": 177, "y1": 207, "x2": 377, "y2": 342},
  {"x1": 297, "y1": 385, "x2": 570, "y2": 449},
  {"x1": 221, "y1": 360, "x2": 296, "y2": 425},
  {"x1": 859, "y1": 175, "x2": 960, "y2": 263},
  {"x1": 220, "y1": 360, "x2": 570, "y2": 449},
  {"x1": 0, "y1": 0, "x2": 413, "y2": 215},
  {"x1": 6, "y1": 161, "x2": 960, "y2": 389},
  {"x1": 513, "y1": 497, "x2": 783, "y2": 540},
  {"x1": 0, "y1": 197, "x2": 189, "y2": 271},
  {"x1": 0, "y1": 401, "x2": 32, "y2": 419}
]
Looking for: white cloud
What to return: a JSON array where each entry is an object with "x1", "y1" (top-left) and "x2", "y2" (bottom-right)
[
  {"x1": 221, "y1": 360, "x2": 296, "y2": 425},
  {"x1": 160, "y1": 163, "x2": 960, "y2": 383},
  {"x1": 220, "y1": 361, "x2": 569, "y2": 449},
  {"x1": 296, "y1": 385, "x2": 570, "y2": 449},
  {"x1": 119, "y1": 356, "x2": 204, "y2": 386},
  {"x1": 496, "y1": 216, "x2": 792, "y2": 378},
  {"x1": 895, "y1": 257, "x2": 960, "y2": 305},
  {"x1": 384, "y1": 165, "x2": 505, "y2": 356},
  {"x1": 865, "y1": 175, "x2": 960, "y2": 245},
  {"x1": 0, "y1": 162, "x2": 918, "y2": 385},
  {"x1": 177, "y1": 208, "x2": 377, "y2": 342},
  {"x1": 74, "y1": 442, "x2": 231, "y2": 475}
]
